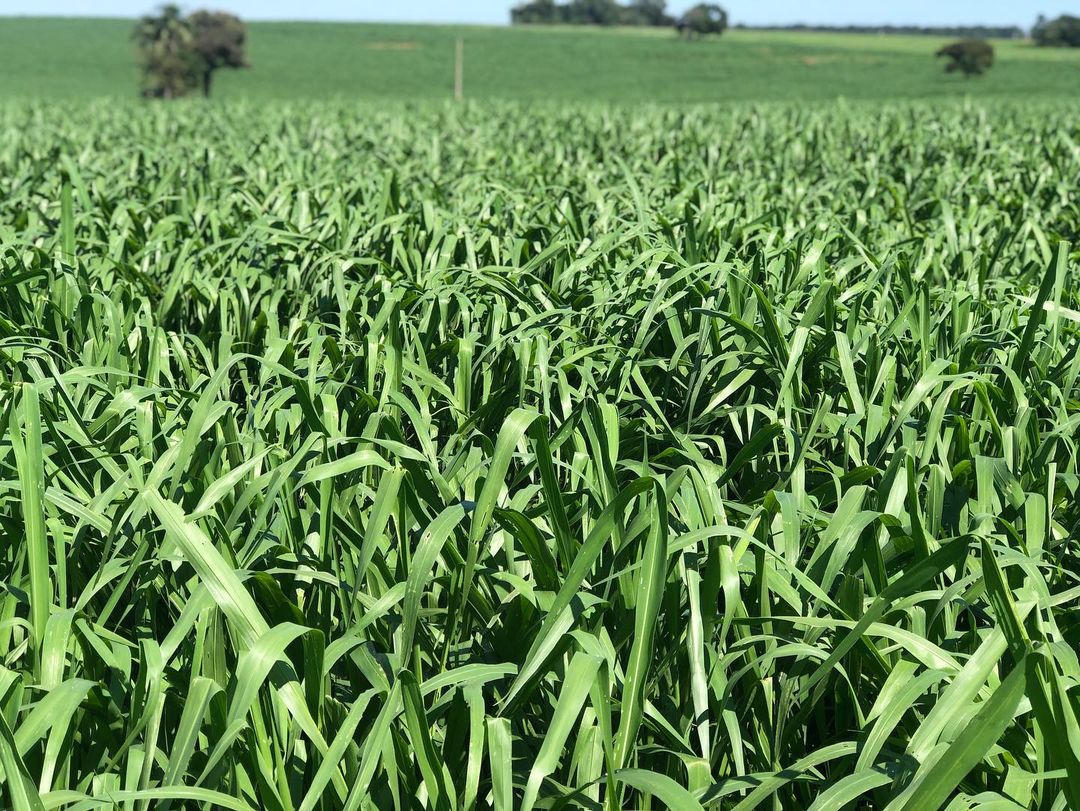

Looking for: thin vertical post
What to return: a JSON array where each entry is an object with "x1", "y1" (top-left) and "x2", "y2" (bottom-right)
[{"x1": 454, "y1": 37, "x2": 464, "y2": 101}]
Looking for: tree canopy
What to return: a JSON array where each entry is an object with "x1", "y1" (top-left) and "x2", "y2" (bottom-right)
[
  {"x1": 511, "y1": 0, "x2": 674, "y2": 27},
  {"x1": 133, "y1": 4, "x2": 199, "y2": 98},
  {"x1": 1033, "y1": 15, "x2": 1080, "y2": 47},
  {"x1": 134, "y1": 5, "x2": 248, "y2": 98},
  {"x1": 936, "y1": 39, "x2": 994, "y2": 77},
  {"x1": 676, "y1": 4, "x2": 729, "y2": 38}
]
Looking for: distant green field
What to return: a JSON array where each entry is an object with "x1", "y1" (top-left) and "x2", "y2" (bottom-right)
[{"x1": 1, "y1": 16, "x2": 1078, "y2": 102}]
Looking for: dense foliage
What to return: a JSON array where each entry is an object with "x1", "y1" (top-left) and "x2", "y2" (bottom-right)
[
  {"x1": 936, "y1": 40, "x2": 995, "y2": 77},
  {"x1": 134, "y1": 4, "x2": 248, "y2": 98},
  {"x1": 676, "y1": 4, "x2": 729, "y2": 39},
  {"x1": 1033, "y1": 14, "x2": 1080, "y2": 48},
  {"x1": 1, "y1": 101, "x2": 1080, "y2": 810},
  {"x1": 511, "y1": 0, "x2": 674, "y2": 27}
]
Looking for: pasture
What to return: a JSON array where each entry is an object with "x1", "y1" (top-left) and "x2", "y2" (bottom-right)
[{"x1": 0, "y1": 18, "x2": 1078, "y2": 101}]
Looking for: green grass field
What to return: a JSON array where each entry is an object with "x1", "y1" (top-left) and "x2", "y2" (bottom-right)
[
  {"x1": 3, "y1": 11, "x2": 1080, "y2": 811},
  {"x1": 1, "y1": 17, "x2": 1079, "y2": 101}
]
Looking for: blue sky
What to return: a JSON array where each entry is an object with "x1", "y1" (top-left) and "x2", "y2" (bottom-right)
[{"x1": 7, "y1": 1, "x2": 1078, "y2": 26}]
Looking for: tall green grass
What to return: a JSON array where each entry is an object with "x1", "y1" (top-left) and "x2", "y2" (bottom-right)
[{"x1": 1, "y1": 100, "x2": 1078, "y2": 809}]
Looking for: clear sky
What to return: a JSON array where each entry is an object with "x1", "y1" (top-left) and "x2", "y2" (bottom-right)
[{"x1": 7, "y1": 1, "x2": 1079, "y2": 27}]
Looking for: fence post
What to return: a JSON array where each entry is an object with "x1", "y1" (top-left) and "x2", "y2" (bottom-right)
[{"x1": 454, "y1": 37, "x2": 464, "y2": 101}]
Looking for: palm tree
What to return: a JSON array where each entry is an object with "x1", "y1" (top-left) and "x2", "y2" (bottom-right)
[{"x1": 133, "y1": 5, "x2": 199, "y2": 98}]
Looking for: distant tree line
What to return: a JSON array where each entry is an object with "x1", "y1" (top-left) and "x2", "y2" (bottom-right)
[
  {"x1": 510, "y1": 0, "x2": 729, "y2": 36},
  {"x1": 509, "y1": 4, "x2": 1080, "y2": 50},
  {"x1": 723, "y1": 16, "x2": 1080, "y2": 44},
  {"x1": 510, "y1": 0, "x2": 674, "y2": 27},
  {"x1": 732, "y1": 24, "x2": 1025, "y2": 39},
  {"x1": 1033, "y1": 15, "x2": 1080, "y2": 47}
]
